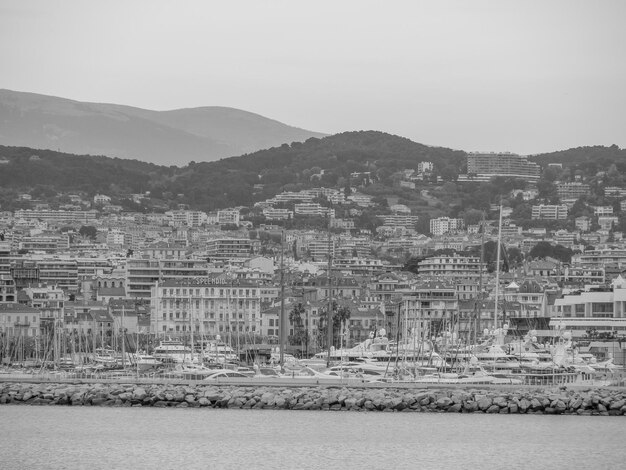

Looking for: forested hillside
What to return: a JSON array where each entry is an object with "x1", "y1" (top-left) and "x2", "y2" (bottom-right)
[
  {"x1": 1, "y1": 134, "x2": 625, "y2": 223},
  {"x1": 0, "y1": 131, "x2": 465, "y2": 211}
]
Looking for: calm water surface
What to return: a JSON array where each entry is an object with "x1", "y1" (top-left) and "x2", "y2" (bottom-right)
[{"x1": 1, "y1": 407, "x2": 624, "y2": 470}]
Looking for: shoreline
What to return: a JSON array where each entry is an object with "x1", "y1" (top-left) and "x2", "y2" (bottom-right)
[{"x1": 2, "y1": 380, "x2": 626, "y2": 415}]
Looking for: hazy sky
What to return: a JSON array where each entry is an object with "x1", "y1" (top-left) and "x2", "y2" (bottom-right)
[{"x1": 1, "y1": 0, "x2": 625, "y2": 154}]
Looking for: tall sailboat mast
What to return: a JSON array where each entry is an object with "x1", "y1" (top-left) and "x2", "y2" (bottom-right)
[
  {"x1": 189, "y1": 291, "x2": 194, "y2": 363},
  {"x1": 475, "y1": 210, "x2": 486, "y2": 343},
  {"x1": 279, "y1": 230, "x2": 285, "y2": 367},
  {"x1": 121, "y1": 305, "x2": 126, "y2": 368},
  {"x1": 493, "y1": 202, "x2": 503, "y2": 330},
  {"x1": 326, "y1": 219, "x2": 333, "y2": 367}
]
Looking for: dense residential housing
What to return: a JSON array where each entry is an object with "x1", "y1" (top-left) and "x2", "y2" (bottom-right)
[{"x1": 1, "y1": 157, "x2": 626, "y2": 368}]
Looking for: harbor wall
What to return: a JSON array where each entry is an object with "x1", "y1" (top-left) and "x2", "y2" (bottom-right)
[{"x1": 1, "y1": 382, "x2": 626, "y2": 415}]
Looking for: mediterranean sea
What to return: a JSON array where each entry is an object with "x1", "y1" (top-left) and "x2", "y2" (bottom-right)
[{"x1": 1, "y1": 407, "x2": 624, "y2": 470}]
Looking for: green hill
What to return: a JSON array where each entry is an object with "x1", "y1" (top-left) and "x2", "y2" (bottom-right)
[
  {"x1": 1, "y1": 135, "x2": 625, "y2": 220},
  {"x1": 0, "y1": 131, "x2": 465, "y2": 212}
]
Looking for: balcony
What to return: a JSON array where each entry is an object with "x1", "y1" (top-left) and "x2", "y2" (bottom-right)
[{"x1": 14, "y1": 321, "x2": 31, "y2": 327}]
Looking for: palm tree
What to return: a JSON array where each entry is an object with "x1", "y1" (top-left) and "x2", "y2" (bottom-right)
[
  {"x1": 289, "y1": 303, "x2": 305, "y2": 329},
  {"x1": 335, "y1": 304, "x2": 352, "y2": 348},
  {"x1": 317, "y1": 301, "x2": 351, "y2": 348},
  {"x1": 288, "y1": 303, "x2": 306, "y2": 351}
]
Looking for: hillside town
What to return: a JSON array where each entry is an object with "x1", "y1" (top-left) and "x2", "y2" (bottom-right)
[{"x1": 1, "y1": 151, "x2": 626, "y2": 372}]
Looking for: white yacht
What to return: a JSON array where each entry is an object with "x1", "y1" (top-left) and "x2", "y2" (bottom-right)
[
  {"x1": 92, "y1": 348, "x2": 117, "y2": 365},
  {"x1": 132, "y1": 353, "x2": 162, "y2": 370},
  {"x1": 203, "y1": 341, "x2": 239, "y2": 363},
  {"x1": 153, "y1": 340, "x2": 197, "y2": 364}
]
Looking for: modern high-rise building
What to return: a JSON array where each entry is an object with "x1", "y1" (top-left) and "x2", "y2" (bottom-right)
[{"x1": 466, "y1": 152, "x2": 540, "y2": 181}]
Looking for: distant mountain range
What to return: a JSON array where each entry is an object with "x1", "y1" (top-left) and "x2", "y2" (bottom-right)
[{"x1": 0, "y1": 89, "x2": 326, "y2": 165}]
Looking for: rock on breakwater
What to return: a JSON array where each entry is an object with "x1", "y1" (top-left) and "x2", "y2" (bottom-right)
[{"x1": 1, "y1": 382, "x2": 626, "y2": 415}]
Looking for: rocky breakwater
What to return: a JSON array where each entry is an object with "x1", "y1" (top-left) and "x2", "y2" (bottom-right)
[{"x1": 1, "y1": 382, "x2": 626, "y2": 415}]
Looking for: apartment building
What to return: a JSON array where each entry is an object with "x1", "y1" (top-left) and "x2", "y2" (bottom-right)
[
  {"x1": 125, "y1": 257, "x2": 210, "y2": 299},
  {"x1": 552, "y1": 277, "x2": 626, "y2": 338},
  {"x1": 0, "y1": 303, "x2": 42, "y2": 338},
  {"x1": 556, "y1": 182, "x2": 590, "y2": 200},
  {"x1": 593, "y1": 206, "x2": 614, "y2": 216},
  {"x1": 430, "y1": 217, "x2": 464, "y2": 236},
  {"x1": 399, "y1": 282, "x2": 459, "y2": 335},
  {"x1": 531, "y1": 205, "x2": 568, "y2": 220},
  {"x1": 466, "y1": 152, "x2": 540, "y2": 181},
  {"x1": 382, "y1": 215, "x2": 419, "y2": 229},
  {"x1": 294, "y1": 203, "x2": 334, "y2": 217},
  {"x1": 262, "y1": 208, "x2": 293, "y2": 220},
  {"x1": 206, "y1": 238, "x2": 254, "y2": 260},
  {"x1": 0, "y1": 274, "x2": 16, "y2": 303},
  {"x1": 14, "y1": 209, "x2": 97, "y2": 224},
  {"x1": 572, "y1": 249, "x2": 626, "y2": 268},
  {"x1": 0, "y1": 241, "x2": 12, "y2": 275},
  {"x1": 305, "y1": 237, "x2": 336, "y2": 261},
  {"x1": 417, "y1": 255, "x2": 485, "y2": 280},
  {"x1": 217, "y1": 209, "x2": 240, "y2": 226}
]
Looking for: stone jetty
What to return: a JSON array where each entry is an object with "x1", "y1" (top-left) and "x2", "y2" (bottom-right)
[{"x1": 1, "y1": 382, "x2": 625, "y2": 415}]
